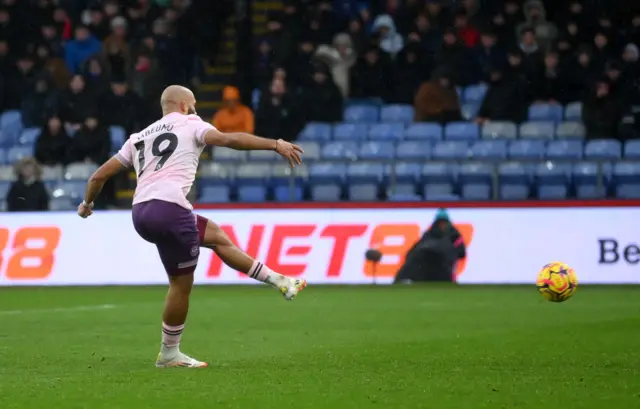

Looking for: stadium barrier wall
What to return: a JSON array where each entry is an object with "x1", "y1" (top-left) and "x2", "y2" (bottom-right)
[{"x1": 0, "y1": 201, "x2": 638, "y2": 286}]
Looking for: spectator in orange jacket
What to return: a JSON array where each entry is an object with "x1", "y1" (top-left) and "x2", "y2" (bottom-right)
[{"x1": 212, "y1": 86, "x2": 255, "y2": 133}]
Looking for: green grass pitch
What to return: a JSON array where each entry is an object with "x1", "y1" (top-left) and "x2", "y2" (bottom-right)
[{"x1": 1, "y1": 285, "x2": 639, "y2": 409}]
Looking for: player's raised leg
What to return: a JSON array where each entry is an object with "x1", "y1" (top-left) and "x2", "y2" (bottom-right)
[{"x1": 196, "y1": 215, "x2": 307, "y2": 300}]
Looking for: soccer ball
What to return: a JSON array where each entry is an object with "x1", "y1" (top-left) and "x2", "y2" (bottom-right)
[{"x1": 536, "y1": 262, "x2": 578, "y2": 302}]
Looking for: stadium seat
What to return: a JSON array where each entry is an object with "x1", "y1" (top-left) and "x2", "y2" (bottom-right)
[
  {"x1": 0, "y1": 110, "x2": 22, "y2": 143},
  {"x1": 564, "y1": 102, "x2": 582, "y2": 121},
  {"x1": 274, "y1": 185, "x2": 303, "y2": 201},
  {"x1": 41, "y1": 165, "x2": 63, "y2": 181},
  {"x1": 309, "y1": 162, "x2": 346, "y2": 184},
  {"x1": 296, "y1": 142, "x2": 320, "y2": 160},
  {"x1": 0, "y1": 181, "x2": 11, "y2": 199},
  {"x1": 333, "y1": 123, "x2": 368, "y2": 140},
  {"x1": 519, "y1": 121, "x2": 555, "y2": 139},
  {"x1": 251, "y1": 88, "x2": 261, "y2": 109},
  {"x1": 6, "y1": 146, "x2": 32, "y2": 164},
  {"x1": 344, "y1": 105, "x2": 379, "y2": 123},
  {"x1": 345, "y1": 98, "x2": 383, "y2": 107},
  {"x1": 109, "y1": 126, "x2": 126, "y2": 150},
  {"x1": 0, "y1": 148, "x2": 7, "y2": 165},
  {"x1": 508, "y1": 140, "x2": 546, "y2": 159},
  {"x1": 444, "y1": 122, "x2": 480, "y2": 141},
  {"x1": 482, "y1": 121, "x2": 517, "y2": 139},
  {"x1": 19, "y1": 128, "x2": 41, "y2": 145},
  {"x1": 311, "y1": 184, "x2": 342, "y2": 200},
  {"x1": 461, "y1": 102, "x2": 480, "y2": 120},
  {"x1": 535, "y1": 162, "x2": 571, "y2": 185},
  {"x1": 498, "y1": 162, "x2": 532, "y2": 185},
  {"x1": 213, "y1": 147, "x2": 247, "y2": 162},
  {"x1": 528, "y1": 103, "x2": 563, "y2": 122},
  {"x1": 572, "y1": 162, "x2": 611, "y2": 186},
  {"x1": 463, "y1": 84, "x2": 488, "y2": 103},
  {"x1": 395, "y1": 141, "x2": 431, "y2": 160},
  {"x1": 49, "y1": 197, "x2": 75, "y2": 211},
  {"x1": 237, "y1": 185, "x2": 267, "y2": 202},
  {"x1": 321, "y1": 141, "x2": 358, "y2": 160},
  {"x1": 391, "y1": 183, "x2": 417, "y2": 195},
  {"x1": 470, "y1": 140, "x2": 507, "y2": 159},
  {"x1": 624, "y1": 140, "x2": 640, "y2": 159},
  {"x1": 423, "y1": 183, "x2": 454, "y2": 198},
  {"x1": 368, "y1": 123, "x2": 404, "y2": 140},
  {"x1": 613, "y1": 162, "x2": 640, "y2": 184},
  {"x1": 235, "y1": 163, "x2": 272, "y2": 185},
  {"x1": 576, "y1": 185, "x2": 605, "y2": 199},
  {"x1": 0, "y1": 165, "x2": 13, "y2": 180},
  {"x1": 421, "y1": 162, "x2": 456, "y2": 184},
  {"x1": 388, "y1": 193, "x2": 422, "y2": 201},
  {"x1": 65, "y1": 163, "x2": 98, "y2": 180},
  {"x1": 499, "y1": 184, "x2": 529, "y2": 200},
  {"x1": 616, "y1": 184, "x2": 640, "y2": 198},
  {"x1": 199, "y1": 186, "x2": 231, "y2": 203},
  {"x1": 458, "y1": 162, "x2": 493, "y2": 184},
  {"x1": 584, "y1": 139, "x2": 621, "y2": 160},
  {"x1": 425, "y1": 193, "x2": 460, "y2": 201},
  {"x1": 248, "y1": 150, "x2": 279, "y2": 161},
  {"x1": 348, "y1": 183, "x2": 378, "y2": 200},
  {"x1": 359, "y1": 141, "x2": 395, "y2": 159},
  {"x1": 347, "y1": 162, "x2": 384, "y2": 183},
  {"x1": 462, "y1": 183, "x2": 491, "y2": 200},
  {"x1": 555, "y1": 122, "x2": 585, "y2": 139},
  {"x1": 54, "y1": 181, "x2": 85, "y2": 199},
  {"x1": 380, "y1": 104, "x2": 414, "y2": 123},
  {"x1": 432, "y1": 141, "x2": 469, "y2": 160},
  {"x1": 271, "y1": 163, "x2": 308, "y2": 187},
  {"x1": 390, "y1": 162, "x2": 422, "y2": 183},
  {"x1": 537, "y1": 184, "x2": 568, "y2": 199},
  {"x1": 404, "y1": 123, "x2": 442, "y2": 141},
  {"x1": 298, "y1": 122, "x2": 332, "y2": 141},
  {"x1": 545, "y1": 140, "x2": 583, "y2": 160},
  {"x1": 199, "y1": 162, "x2": 234, "y2": 186}
]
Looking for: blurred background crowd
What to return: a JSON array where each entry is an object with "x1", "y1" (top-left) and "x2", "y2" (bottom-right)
[{"x1": 0, "y1": 0, "x2": 639, "y2": 210}]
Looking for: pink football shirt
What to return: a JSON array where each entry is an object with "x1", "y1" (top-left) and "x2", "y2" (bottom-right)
[{"x1": 115, "y1": 112, "x2": 214, "y2": 210}]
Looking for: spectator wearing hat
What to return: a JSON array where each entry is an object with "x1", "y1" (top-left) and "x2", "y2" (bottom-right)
[
  {"x1": 476, "y1": 65, "x2": 529, "y2": 125},
  {"x1": 350, "y1": 45, "x2": 391, "y2": 99},
  {"x1": 413, "y1": 68, "x2": 462, "y2": 124},
  {"x1": 389, "y1": 42, "x2": 426, "y2": 104},
  {"x1": 434, "y1": 29, "x2": 470, "y2": 85},
  {"x1": 470, "y1": 30, "x2": 506, "y2": 84},
  {"x1": 314, "y1": 33, "x2": 357, "y2": 97},
  {"x1": 300, "y1": 63, "x2": 344, "y2": 123},
  {"x1": 64, "y1": 24, "x2": 101, "y2": 74},
  {"x1": 371, "y1": 14, "x2": 404, "y2": 57},
  {"x1": 516, "y1": 0, "x2": 557, "y2": 50},
  {"x1": 102, "y1": 16, "x2": 131, "y2": 81},
  {"x1": 212, "y1": 86, "x2": 255, "y2": 134}
]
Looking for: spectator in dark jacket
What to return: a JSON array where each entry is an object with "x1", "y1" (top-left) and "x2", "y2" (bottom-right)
[
  {"x1": 69, "y1": 116, "x2": 111, "y2": 164},
  {"x1": 476, "y1": 66, "x2": 529, "y2": 124},
  {"x1": 34, "y1": 116, "x2": 71, "y2": 166},
  {"x1": 7, "y1": 157, "x2": 49, "y2": 212},
  {"x1": 350, "y1": 46, "x2": 390, "y2": 99},
  {"x1": 583, "y1": 79, "x2": 621, "y2": 139},
  {"x1": 255, "y1": 78, "x2": 300, "y2": 141},
  {"x1": 64, "y1": 25, "x2": 101, "y2": 74},
  {"x1": 21, "y1": 77, "x2": 58, "y2": 128},
  {"x1": 300, "y1": 64, "x2": 343, "y2": 123},
  {"x1": 471, "y1": 30, "x2": 506, "y2": 83},
  {"x1": 532, "y1": 51, "x2": 568, "y2": 104},
  {"x1": 58, "y1": 74, "x2": 97, "y2": 132},
  {"x1": 100, "y1": 81, "x2": 141, "y2": 133},
  {"x1": 388, "y1": 42, "x2": 425, "y2": 104}
]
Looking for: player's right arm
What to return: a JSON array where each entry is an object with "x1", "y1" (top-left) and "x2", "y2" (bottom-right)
[{"x1": 203, "y1": 129, "x2": 304, "y2": 167}]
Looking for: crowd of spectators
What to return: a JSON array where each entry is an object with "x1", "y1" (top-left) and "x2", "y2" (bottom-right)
[{"x1": 253, "y1": 0, "x2": 640, "y2": 143}]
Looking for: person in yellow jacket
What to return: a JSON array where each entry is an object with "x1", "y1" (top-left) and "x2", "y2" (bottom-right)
[{"x1": 212, "y1": 86, "x2": 255, "y2": 133}]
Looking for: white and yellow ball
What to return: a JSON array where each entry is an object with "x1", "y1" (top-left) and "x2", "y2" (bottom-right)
[{"x1": 536, "y1": 262, "x2": 578, "y2": 302}]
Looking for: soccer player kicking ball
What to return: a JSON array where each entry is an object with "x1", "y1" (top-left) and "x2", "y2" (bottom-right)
[{"x1": 77, "y1": 85, "x2": 307, "y2": 368}]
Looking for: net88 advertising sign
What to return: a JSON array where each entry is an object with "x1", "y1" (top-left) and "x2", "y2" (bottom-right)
[{"x1": 0, "y1": 203, "x2": 638, "y2": 286}]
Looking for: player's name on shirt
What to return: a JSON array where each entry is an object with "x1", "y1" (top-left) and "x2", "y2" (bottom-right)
[{"x1": 140, "y1": 123, "x2": 175, "y2": 138}]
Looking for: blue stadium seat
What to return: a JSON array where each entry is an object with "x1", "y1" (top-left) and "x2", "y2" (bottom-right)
[
  {"x1": 404, "y1": 123, "x2": 442, "y2": 141},
  {"x1": 199, "y1": 186, "x2": 231, "y2": 203},
  {"x1": 482, "y1": 121, "x2": 517, "y2": 139},
  {"x1": 546, "y1": 140, "x2": 583, "y2": 160},
  {"x1": 395, "y1": 141, "x2": 431, "y2": 160},
  {"x1": 458, "y1": 162, "x2": 493, "y2": 184},
  {"x1": 271, "y1": 163, "x2": 308, "y2": 188},
  {"x1": 508, "y1": 140, "x2": 546, "y2": 159},
  {"x1": 613, "y1": 162, "x2": 640, "y2": 184},
  {"x1": 237, "y1": 185, "x2": 267, "y2": 202},
  {"x1": 624, "y1": 140, "x2": 640, "y2": 159},
  {"x1": 422, "y1": 162, "x2": 456, "y2": 184},
  {"x1": 462, "y1": 183, "x2": 491, "y2": 200},
  {"x1": 274, "y1": 185, "x2": 303, "y2": 201},
  {"x1": 54, "y1": 181, "x2": 85, "y2": 199},
  {"x1": 390, "y1": 162, "x2": 422, "y2": 183},
  {"x1": 297, "y1": 142, "x2": 320, "y2": 161},
  {"x1": 528, "y1": 103, "x2": 564, "y2": 122},
  {"x1": 235, "y1": 164, "x2": 272, "y2": 185},
  {"x1": 0, "y1": 148, "x2": 7, "y2": 165},
  {"x1": 368, "y1": 123, "x2": 404, "y2": 140},
  {"x1": 576, "y1": 185, "x2": 606, "y2": 199},
  {"x1": 0, "y1": 110, "x2": 22, "y2": 144},
  {"x1": 424, "y1": 183, "x2": 454, "y2": 198},
  {"x1": 616, "y1": 184, "x2": 640, "y2": 198},
  {"x1": 19, "y1": 128, "x2": 41, "y2": 145},
  {"x1": 345, "y1": 98, "x2": 383, "y2": 107},
  {"x1": 359, "y1": 141, "x2": 395, "y2": 159},
  {"x1": 535, "y1": 162, "x2": 571, "y2": 185},
  {"x1": 248, "y1": 150, "x2": 279, "y2": 161},
  {"x1": 251, "y1": 88, "x2": 261, "y2": 109},
  {"x1": 0, "y1": 165, "x2": 13, "y2": 180},
  {"x1": 311, "y1": 184, "x2": 342, "y2": 200},
  {"x1": 463, "y1": 84, "x2": 488, "y2": 103},
  {"x1": 565, "y1": 102, "x2": 582, "y2": 121},
  {"x1": 109, "y1": 126, "x2": 126, "y2": 150},
  {"x1": 499, "y1": 184, "x2": 529, "y2": 200},
  {"x1": 309, "y1": 163, "x2": 346, "y2": 184},
  {"x1": 432, "y1": 141, "x2": 469, "y2": 160},
  {"x1": 333, "y1": 123, "x2": 368, "y2": 140},
  {"x1": 444, "y1": 122, "x2": 480, "y2": 141},
  {"x1": 298, "y1": 122, "x2": 332, "y2": 141},
  {"x1": 49, "y1": 197, "x2": 75, "y2": 211},
  {"x1": 380, "y1": 104, "x2": 414, "y2": 123},
  {"x1": 538, "y1": 184, "x2": 568, "y2": 199},
  {"x1": 41, "y1": 165, "x2": 63, "y2": 182},
  {"x1": 498, "y1": 162, "x2": 532, "y2": 185},
  {"x1": 519, "y1": 121, "x2": 555, "y2": 139},
  {"x1": 347, "y1": 163, "x2": 384, "y2": 183},
  {"x1": 0, "y1": 181, "x2": 11, "y2": 199},
  {"x1": 391, "y1": 183, "x2": 417, "y2": 195},
  {"x1": 470, "y1": 140, "x2": 507, "y2": 159},
  {"x1": 199, "y1": 163, "x2": 233, "y2": 186},
  {"x1": 388, "y1": 193, "x2": 422, "y2": 201},
  {"x1": 572, "y1": 162, "x2": 611, "y2": 186},
  {"x1": 7, "y1": 146, "x2": 33, "y2": 164},
  {"x1": 556, "y1": 122, "x2": 585, "y2": 139},
  {"x1": 461, "y1": 102, "x2": 480, "y2": 120},
  {"x1": 214, "y1": 147, "x2": 247, "y2": 162},
  {"x1": 425, "y1": 193, "x2": 460, "y2": 201},
  {"x1": 344, "y1": 105, "x2": 379, "y2": 123},
  {"x1": 348, "y1": 184, "x2": 378, "y2": 200},
  {"x1": 321, "y1": 141, "x2": 358, "y2": 160},
  {"x1": 584, "y1": 139, "x2": 621, "y2": 160},
  {"x1": 65, "y1": 163, "x2": 98, "y2": 180}
]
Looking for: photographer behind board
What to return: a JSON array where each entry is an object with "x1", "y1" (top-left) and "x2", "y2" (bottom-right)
[{"x1": 394, "y1": 209, "x2": 466, "y2": 283}]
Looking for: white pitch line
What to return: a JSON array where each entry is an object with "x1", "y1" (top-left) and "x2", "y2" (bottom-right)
[{"x1": 0, "y1": 304, "x2": 117, "y2": 316}]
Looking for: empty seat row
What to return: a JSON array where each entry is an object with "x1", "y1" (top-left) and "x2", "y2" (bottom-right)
[{"x1": 0, "y1": 163, "x2": 97, "y2": 182}]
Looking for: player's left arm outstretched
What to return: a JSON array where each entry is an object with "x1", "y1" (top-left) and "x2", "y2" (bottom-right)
[{"x1": 77, "y1": 154, "x2": 130, "y2": 219}]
